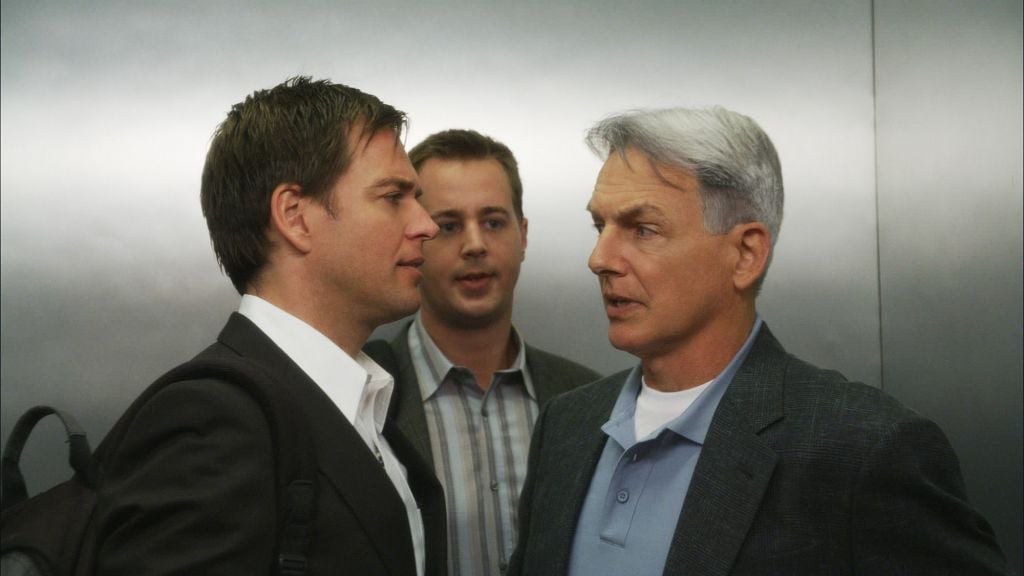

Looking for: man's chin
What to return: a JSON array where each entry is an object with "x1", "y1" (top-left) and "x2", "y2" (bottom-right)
[
  {"x1": 377, "y1": 295, "x2": 422, "y2": 325},
  {"x1": 607, "y1": 328, "x2": 646, "y2": 356},
  {"x1": 436, "y1": 303, "x2": 506, "y2": 331}
]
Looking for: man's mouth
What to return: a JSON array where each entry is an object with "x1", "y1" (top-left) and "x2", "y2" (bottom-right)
[
  {"x1": 457, "y1": 271, "x2": 495, "y2": 292},
  {"x1": 398, "y1": 256, "x2": 425, "y2": 268},
  {"x1": 604, "y1": 294, "x2": 641, "y2": 317},
  {"x1": 604, "y1": 292, "x2": 636, "y2": 306},
  {"x1": 460, "y1": 272, "x2": 491, "y2": 281}
]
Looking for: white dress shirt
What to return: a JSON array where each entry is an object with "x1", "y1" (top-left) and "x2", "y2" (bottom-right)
[{"x1": 239, "y1": 295, "x2": 425, "y2": 576}]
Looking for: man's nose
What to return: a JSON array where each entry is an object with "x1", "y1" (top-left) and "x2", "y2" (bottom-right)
[
  {"x1": 409, "y1": 202, "x2": 439, "y2": 240},
  {"x1": 461, "y1": 222, "x2": 487, "y2": 257},
  {"x1": 588, "y1": 229, "x2": 620, "y2": 276}
]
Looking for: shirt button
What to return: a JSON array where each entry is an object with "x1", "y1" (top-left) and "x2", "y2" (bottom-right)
[
  {"x1": 490, "y1": 481, "x2": 499, "y2": 492},
  {"x1": 616, "y1": 490, "x2": 629, "y2": 503}
]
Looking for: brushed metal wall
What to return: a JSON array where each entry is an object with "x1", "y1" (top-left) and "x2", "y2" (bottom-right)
[
  {"x1": 873, "y1": 0, "x2": 1023, "y2": 570},
  {"x1": 1, "y1": 0, "x2": 1019, "y2": 569}
]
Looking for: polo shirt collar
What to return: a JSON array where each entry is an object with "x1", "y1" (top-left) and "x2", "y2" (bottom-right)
[{"x1": 603, "y1": 316, "x2": 764, "y2": 448}]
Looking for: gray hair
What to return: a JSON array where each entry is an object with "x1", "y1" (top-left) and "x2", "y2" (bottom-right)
[{"x1": 586, "y1": 107, "x2": 784, "y2": 262}]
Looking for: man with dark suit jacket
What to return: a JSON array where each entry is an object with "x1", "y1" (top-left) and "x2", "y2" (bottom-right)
[
  {"x1": 92, "y1": 77, "x2": 446, "y2": 575},
  {"x1": 508, "y1": 107, "x2": 1010, "y2": 575},
  {"x1": 367, "y1": 129, "x2": 599, "y2": 576}
]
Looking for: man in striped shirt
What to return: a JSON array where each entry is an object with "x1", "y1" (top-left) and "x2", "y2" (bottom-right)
[{"x1": 366, "y1": 129, "x2": 599, "y2": 576}]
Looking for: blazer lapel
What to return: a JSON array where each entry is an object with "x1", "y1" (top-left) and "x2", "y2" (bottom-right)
[
  {"x1": 218, "y1": 313, "x2": 419, "y2": 576},
  {"x1": 535, "y1": 374, "x2": 626, "y2": 571},
  {"x1": 387, "y1": 324, "x2": 435, "y2": 468},
  {"x1": 663, "y1": 326, "x2": 788, "y2": 576},
  {"x1": 308, "y1": 403, "x2": 415, "y2": 576},
  {"x1": 380, "y1": 326, "x2": 446, "y2": 574},
  {"x1": 525, "y1": 346, "x2": 566, "y2": 407},
  {"x1": 385, "y1": 420, "x2": 447, "y2": 576}
]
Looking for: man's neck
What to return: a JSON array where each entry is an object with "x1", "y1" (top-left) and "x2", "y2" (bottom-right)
[
  {"x1": 420, "y1": 311, "x2": 516, "y2": 392},
  {"x1": 248, "y1": 284, "x2": 370, "y2": 359},
  {"x1": 640, "y1": 307, "x2": 757, "y2": 393}
]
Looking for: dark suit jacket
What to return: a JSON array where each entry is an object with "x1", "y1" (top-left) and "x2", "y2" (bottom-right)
[
  {"x1": 509, "y1": 325, "x2": 1009, "y2": 575},
  {"x1": 93, "y1": 313, "x2": 447, "y2": 575},
  {"x1": 368, "y1": 321, "x2": 601, "y2": 469}
]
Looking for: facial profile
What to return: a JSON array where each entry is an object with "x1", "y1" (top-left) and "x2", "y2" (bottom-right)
[{"x1": 304, "y1": 128, "x2": 438, "y2": 330}]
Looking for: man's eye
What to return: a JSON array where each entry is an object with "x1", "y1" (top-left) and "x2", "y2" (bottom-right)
[
  {"x1": 593, "y1": 222, "x2": 605, "y2": 233},
  {"x1": 484, "y1": 219, "x2": 505, "y2": 230},
  {"x1": 385, "y1": 192, "x2": 402, "y2": 204},
  {"x1": 636, "y1": 226, "x2": 655, "y2": 238},
  {"x1": 437, "y1": 222, "x2": 460, "y2": 233}
]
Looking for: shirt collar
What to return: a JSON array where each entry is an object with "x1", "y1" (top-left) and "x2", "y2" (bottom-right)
[
  {"x1": 238, "y1": 294, "x2": 393, "y2": 433},
  {"x1": 409, "y1": 312, "x2": 535, "y2": 400},
  {"x1": 603, "y1": 316, "x2": 764, "y2": 448}
]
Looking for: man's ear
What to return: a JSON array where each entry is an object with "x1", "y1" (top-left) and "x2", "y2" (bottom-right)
[
  {"x1": 269, "y1": 183, "x2": 315, "y2": 254},
  {"x1": 519, "y1": 217, "x2": 529, "y2": 261},
  {"x1": 731, "y1": 222, "x2": 771, "y2": 291}
]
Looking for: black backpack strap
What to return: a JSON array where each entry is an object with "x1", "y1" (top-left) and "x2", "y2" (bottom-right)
[
  {"x1": 1, "y1": 406, "x2": 98, "y2": 511},
  {"x1": 149, "y1": 357, "x2": 317, "y2": 576},
  {"x1": 277, "y1": 480, "x2": 315, "y2": 576}
]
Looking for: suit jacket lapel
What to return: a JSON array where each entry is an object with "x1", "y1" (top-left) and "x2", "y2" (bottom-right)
[
  {"x1": 537, "y1": 375, "x2": 625, "y2": 571},
  {"x1": 385, "y1": 419, "x2": 447, "y2": 575},
  {"x1": 663, "y1": 326, "x2": 787, "y2": 576},
  {"x1": 387, "y1": 323, "x2": 436, "y2": 468},
  {"x1": 525, "y1": 345, "x2": 566, "y2": 407},
  {"x1": 218, "y1": 313, "x2": 419, "y2": 576}
]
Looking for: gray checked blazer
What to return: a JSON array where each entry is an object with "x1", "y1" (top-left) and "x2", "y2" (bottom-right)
[
  {"x1": 508, "y1": 324, "x2": 1009, "y2": 575},
  {"x1": 366, "y1": 321, "x2": 601, "y2": 469}
]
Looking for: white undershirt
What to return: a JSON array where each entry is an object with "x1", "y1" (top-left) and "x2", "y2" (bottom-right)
[
  {"x1": 634, "y1": 377, "x2": 713, "y2": 441},
  {"x1": 239, "y1": 295, "x2": 425, "y2": 576}
]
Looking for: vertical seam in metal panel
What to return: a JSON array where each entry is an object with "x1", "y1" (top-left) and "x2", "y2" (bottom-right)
[{"x1": 870, "y1": 0, "x2": 886, "y2": 392}]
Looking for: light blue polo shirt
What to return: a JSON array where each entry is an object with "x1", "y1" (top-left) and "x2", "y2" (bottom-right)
[{"x1": 567, "y1": 318, "x2": 763, "y2": 576}]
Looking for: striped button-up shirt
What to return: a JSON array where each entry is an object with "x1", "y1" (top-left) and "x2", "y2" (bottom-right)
[{"x1": 408, "y1": 315, "x2": 537, "y2": 576}]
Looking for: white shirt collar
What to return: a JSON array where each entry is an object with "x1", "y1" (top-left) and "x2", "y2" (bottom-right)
[{"x1": 237, "y1": 294, "x2": 393, "y2": 433}]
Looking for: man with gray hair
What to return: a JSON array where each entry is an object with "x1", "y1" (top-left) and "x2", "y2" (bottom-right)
[{"x1": 508, "y1": 107, "x2": 1009, "y2": 575}]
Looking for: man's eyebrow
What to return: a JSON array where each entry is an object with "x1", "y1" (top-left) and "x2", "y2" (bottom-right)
[
  {"x1": 587, "y1": 201, "x2": 666, "y2": 220},
  {"x1": 479, "y1": 206, "x2": 511, "y2": 217},
  {"x1": 370, "y1": 177, "x2": 417, "y2": 191},
  {"x1": 617, "y1": 203, "x2": 666, "y2": 220},
  {"x1": 430, "y1": 208, "x2": 463, "y2": 220},
  {"x1": 430, "y1": 206, "x2": 512, "y2": 219}
]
